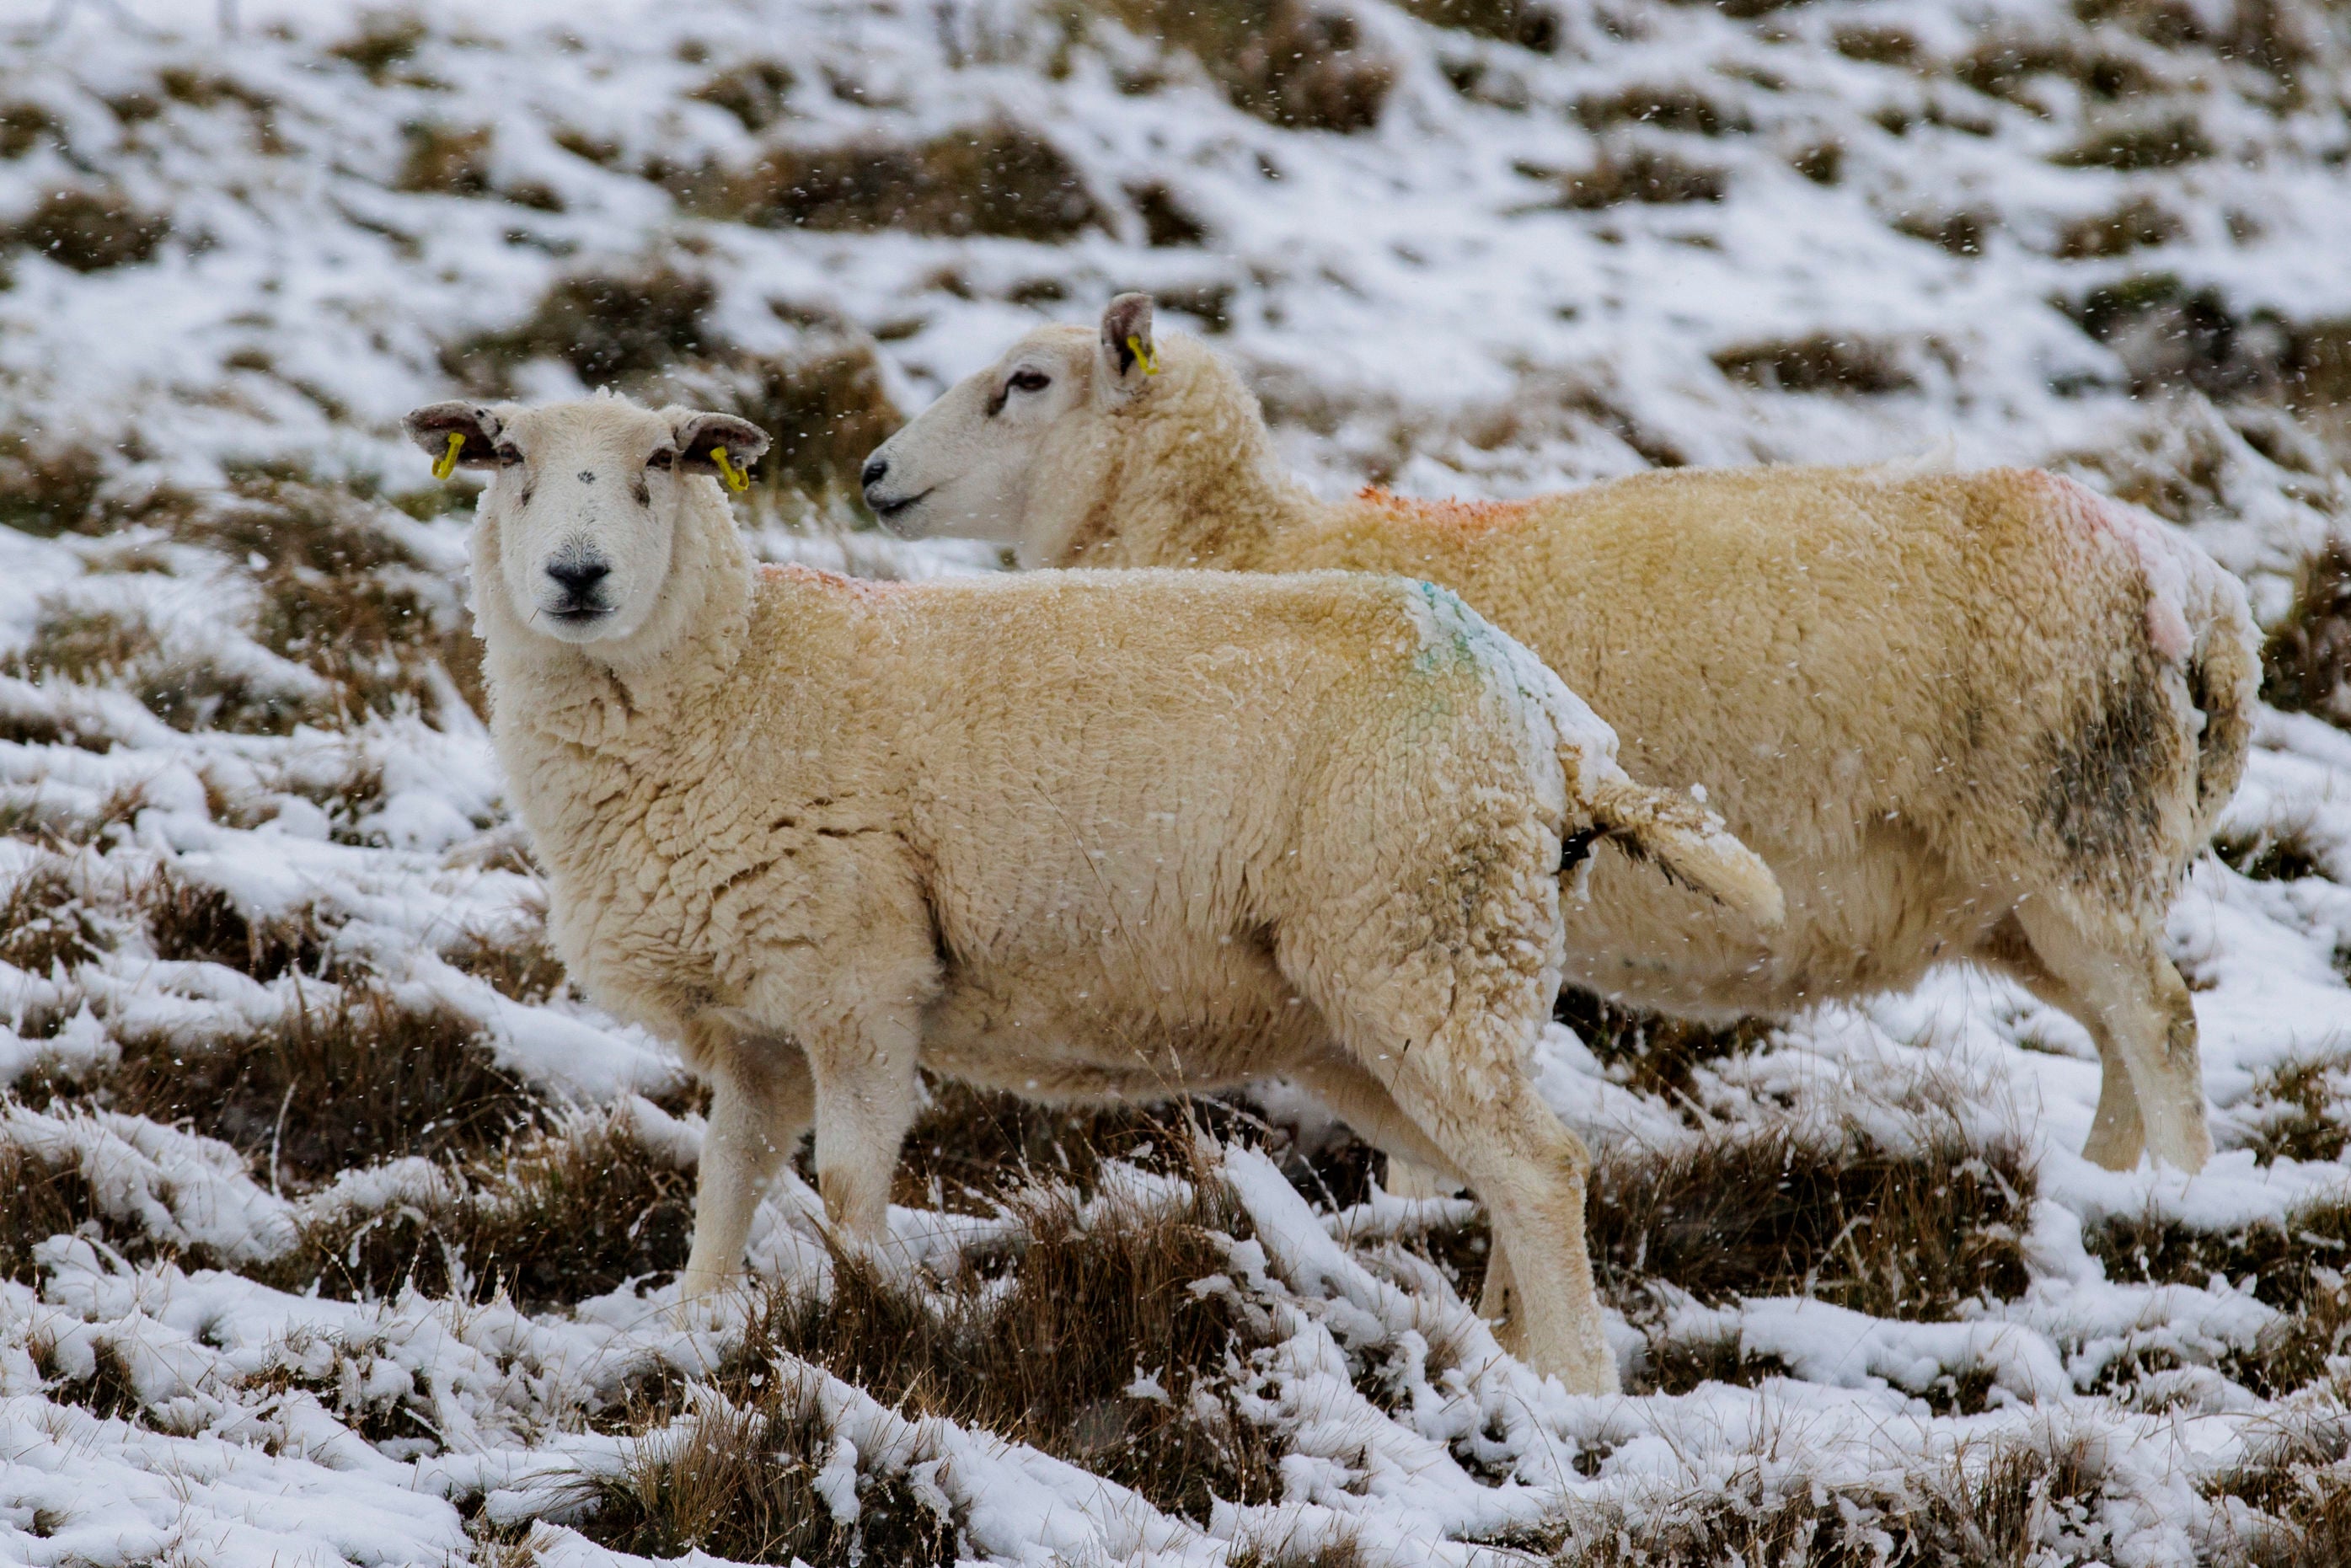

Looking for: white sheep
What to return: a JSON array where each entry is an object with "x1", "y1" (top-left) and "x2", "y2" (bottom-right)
[
  {"x1": 860, "y1": 294, "x2": 2261, "y2": 1175},
  {"x1": 403, "y1": 392, "x2": 1784, "y2": 1394}
]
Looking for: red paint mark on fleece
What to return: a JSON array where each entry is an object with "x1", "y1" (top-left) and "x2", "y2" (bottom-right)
[
  {"x1": 1354, "y1": 486, "x2": 1535, "y2": 536},
  {"x1": 2019, "y1": 470, "x2": 2193, "y2": 662},
  {"x1": 760, "y1": 562, "x2": 909, "y2": 599}
]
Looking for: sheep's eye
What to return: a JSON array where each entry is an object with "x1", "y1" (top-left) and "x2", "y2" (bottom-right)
[
  {"x1": 647, "y1": 449, "x2": 676, "y2": 470},
  {"x1": 494, "y1": 444, "x2": 524, "y2": 467},
  {"x1": 1007, "y1": 369, "x2": 1050, "y2": 394}
]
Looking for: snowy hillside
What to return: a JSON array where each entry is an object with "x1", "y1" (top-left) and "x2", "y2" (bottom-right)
[{"x1": 3, "y1": 0, "x2": 2351, "y2": 1560}]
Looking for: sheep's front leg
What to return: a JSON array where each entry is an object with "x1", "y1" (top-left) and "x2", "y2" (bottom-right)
[
  {"x1": 804, "y1": 1003, "x2": 924, "y2": 1242},
  {"x1": 681, "y1": 1030, "x2": 815, "y2": 1298}
]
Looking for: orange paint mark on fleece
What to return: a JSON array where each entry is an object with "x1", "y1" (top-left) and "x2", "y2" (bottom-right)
[
  {"x1": 761, "y1": 562, "x2": 909, "y2": 599},
  {"x1": 1354, "y1": 486, "x2": 1535, "y2": 536}
]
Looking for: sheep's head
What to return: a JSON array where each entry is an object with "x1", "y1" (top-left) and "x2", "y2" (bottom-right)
[
  {"x1": 404, "y1": 397, "x2": 768, "y2": 648},
  {"x1": 860, "y1": 292, "x2": 1159, "y2": 553}
]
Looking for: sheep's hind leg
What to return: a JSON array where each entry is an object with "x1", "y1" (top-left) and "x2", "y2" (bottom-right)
[
  {"x1": 1287, "y1": 971, "x2": 1617, "y2": 1392},
  {"x1": 681, "y1": 1028, "x2": 815, "y2": 1299},
  {"x1": 1291, "y1": 1057, "x2": 1527, "y2": 1354},
  {"x1": 1990, "y1": 906, "x2": 2209, "y2": 1172}
]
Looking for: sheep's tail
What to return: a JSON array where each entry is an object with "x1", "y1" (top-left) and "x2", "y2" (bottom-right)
[
  {"x1": 1567, "y1": 765, "x2": 1786, "y2": 930},
  {"x1": 2178, "y1": 555, "x2": 2259, "y2": 845}
]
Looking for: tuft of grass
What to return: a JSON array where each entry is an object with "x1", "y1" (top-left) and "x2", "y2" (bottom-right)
[
  {"x1": 2235, "y1": 1055, "x2": 2351, "y2": 1165},
  {"x1": 329, "y1": 11, "x2": 429, "y2": 83},
  {"x1": 451, "y1": 266, "x2": 719, "y2": 388},
  {"x1": 1127, "y1": 180, "x2": 1211, "y2": 247},
  {"x1": 2088, "y1": 1196, "x2": 2351, "y2": 1397},
  {"x1": 1090, "y1": 0, "x2": 1393, "y2": 133},
  {"x1": 1713, "y1": 333, "x2": 1920, "y2": 395},
  {"x1": 0, "y1": 436, "x2": 110, "y2": 538},
  {"x1": 656, "y1": 337, "x2": 903, "y2": 506},
  {"x1": 12, "y1": 602, "x2": 308, "y2": 736},
  {"x1": 2051, "y1": 111, "x2": 2214, "y2": 170},
  {"x1": 1639, "y1": 1330, "x2": 1793, "y2": 1395},
  {"x1": 6, "y1": 190, "x2": 170, "y2": 273},
  {"x1": 727, "y1": 1176, "x2": 1279, "y2": 1523},
  {"x1": 0, "y1": 862, "x2": 107, "y2": 976},
  {"x1": 443, "y1": 926, "x2": 570, "y2": 1007},
  {"x1": 2263, "y1": 542, "x2": 2351, "y2": 727},
  {"x1": 94, "y1": 984, "x2": 533, "y2": 1188},
  {"x1": 0, "y1": 1140, "x2": 101, "y2": 1284},
  {"x1": 692, "y1": 61, "x2": 796, "y2": 132},
  {"x1": 1556, "y1": 988, "x2": 1771, "y2": 1105},
  {"x1": 1833, "y1": 25, "x2": 1920, "y2": 65},
  {"x1": 132, "y1": 870, "x2": 335, "y2": 982},
  {"x1": 1543, "y1": 146, "x2": 1727, "y2": 208},
  {"x1": 721, "y1": 120, "x2": 1105, "y2": 242},
  {"x1": 1588, "y1": 1122, "x2": 2037, "y2": 1319},
  {"x1": 2054, "y1": 194, "x2": 2183, "y2": 260},
  {"x1": 394, "y1": 122, "x2": 494, "y2": 197},
  {"x1": 0, "y1": 103, "x2": 57, "y2": 160},
  {"x1": 2206, "y1": 1421, "x2": 2351, "y2": 1565},
  {"x1": 581, "y1": 1397, "x2": 959, "y2": 1565},
  {"x1": 1574, "y1": 83, "x2": 1750, "y2": 136},
  {"x1": 1393, "y1": 0, "x2": 1557, "y2": 51},
  {"x1": 1892, "y1": 206, "x2": 1994, "y2": 258},
  {"x1": 1552, "y1": 1433, "x2": 2113, "y2": 1566},
  {"x1": 2214, "y1": 821, "x2": 2329, "y2": 882},
  {"x1": 293, "y1": 1111, "x2": 694, "y2": 1305},
  {"x1": 1955, "y1": 32, "x2": 2160, "y2": 107}
]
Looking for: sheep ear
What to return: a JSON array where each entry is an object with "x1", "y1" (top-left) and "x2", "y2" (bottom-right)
[
  {"x1": 671, "y1": 411, "x2": 771, "y2": 474},
  {"x1": 1098, "y1": 292, "x2": 1156, "y2": 401},
  {"x1": 1584, "y1": 779, "x2": 1786, "y2": 930},
  {"x1": 403, "y1": 402, "x2": 503, "y2": 469}
]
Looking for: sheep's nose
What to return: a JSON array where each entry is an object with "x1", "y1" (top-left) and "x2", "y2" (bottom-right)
[
  {"x1": 546, "y1": 559, "x2": 609, "y2": 597},
  {"x1": 860, "y1": 455, "x2": 888, "y2": 490}
]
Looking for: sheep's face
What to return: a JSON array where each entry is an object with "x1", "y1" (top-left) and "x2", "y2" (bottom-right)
[
  {"x1": 862, "y1": 293, "x2": 1159, "y2": 546},
  {"x1": 404, "y1": 399, "x2": 768, "y2": 648}
]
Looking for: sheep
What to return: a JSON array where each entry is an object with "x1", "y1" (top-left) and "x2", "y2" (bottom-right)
[
  {"x1": 402, "y1": 391, "x2": 1785, "y2": 1394},
  {"x1": 859, "y1": 293, "x2": 2262, "y2": 1176}
]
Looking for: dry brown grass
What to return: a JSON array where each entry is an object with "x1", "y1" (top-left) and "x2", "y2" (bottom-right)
[
  {"x1": 90, "y1": 985, "x2": 531, "y2": 1188},
  {"x1": 656, "y1": 337, "x2": 903, "y2": 506},
  {"x1": 0, "y1": 861, "x2": 107, "y2": 976},
  {"x1": 2212, "y1": 1427, "x2": 2351, "y2": 1567},
  {"x1": 2052, "y1": 110, "x2": 2214, "y2": 170},
  {"x1": 2235, "y1": 1054, "x2": 2351, "y2": 1164},
  {"x1": 1575, "y1": 83, "x2": 1750, "y2": 136},
  {"x1": 584, "y1": 1170, "x2": 1282, "y2": 1551},
  {"x1": 720, "y1": 121, "x2": 1104, "y2": 241},
  {"x1": 132, "y1": 869, "x2": 336, "y2": 981},
  {"x1": 394, "y1": 122, "x2": 495, "y2": 198},
  {"x1": 2214, "y1": 820, "x2": 2329, "y2": 883},
  {"x1": 0, "y1": 1140, "x2": 101, "y2": 1284},
  {"x1": 1559, "y1": 988, "x2": 1773, "y2": 1105},
  {"x1": 443, "y1": 925, "x2": 570, "y2": 1007},
  {"x1": 581, "y1": 1398, "x2": 959, "y2": 1565},
  {"x1": 0, "y1": 436, "x2": 110, "y2": 538},
  {"x1": 692, "y1": 61, "x2": 796, "y2": 132},
  {"x1": 6, "y1": 189, "x2": 170, "y2": 273},
  {"x1": 2054, "y1": 194, "x2": 2184, "y2": 260},
  {"x1": 448, "y1": 265, "x2": 720, "y2": 388},
  {"x1": 2090, "y1": 1193, "x2": 2351, "y2": 1397},
  {"x1": 1090, "y1": 0, "x2": 1393, "y2": 133},
  {"x1": 1588, "y1": 1121, "x2": 2037, "y2": 1320},
  {"x1": 1713, "y1": 334, "x2": 1920, "y2": 395},
  {"x1": 1541, "y1": 145, "x2": 1727, "y2": 208},
  {"x1": 292, "y1": 1111, "x2": 695, "y2": 1305},
  {"x1": 2263, "y1": 542, "x2": 2351, "y2": 727},
  {"x1": 12, "y1": 601, "x2": 309, "y2": 736},
  {"x1": 1393, "y1": 0, "x2": 1558, "y2": 51},
  {"x1": 1550, "y1": 1432, "x2": 2112, "y2": 1566}
]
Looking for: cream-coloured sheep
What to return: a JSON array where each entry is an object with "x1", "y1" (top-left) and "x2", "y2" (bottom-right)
[
  {"x1": 861, "y1": 293, "x2": 2262, "y2": 1175},
  {"x1": 403, "y1": 392, "x2": 1783, "y2": 1394}
]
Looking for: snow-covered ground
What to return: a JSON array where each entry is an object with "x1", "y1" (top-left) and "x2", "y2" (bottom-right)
[{"x1": 3, "y1": 0, "x2": 2351, "y2": 1561}]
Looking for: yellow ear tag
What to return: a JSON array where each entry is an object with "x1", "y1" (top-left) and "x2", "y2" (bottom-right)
[
  {"x1": 431, "y1": 430, "x2": 465, "y2": 481},
  {"x1": 711, "y1": 445, "x2": 752, "y2": 493},
  {"x1": 1127, "y1": 334, "x2": 1160, "y2": 376}
]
